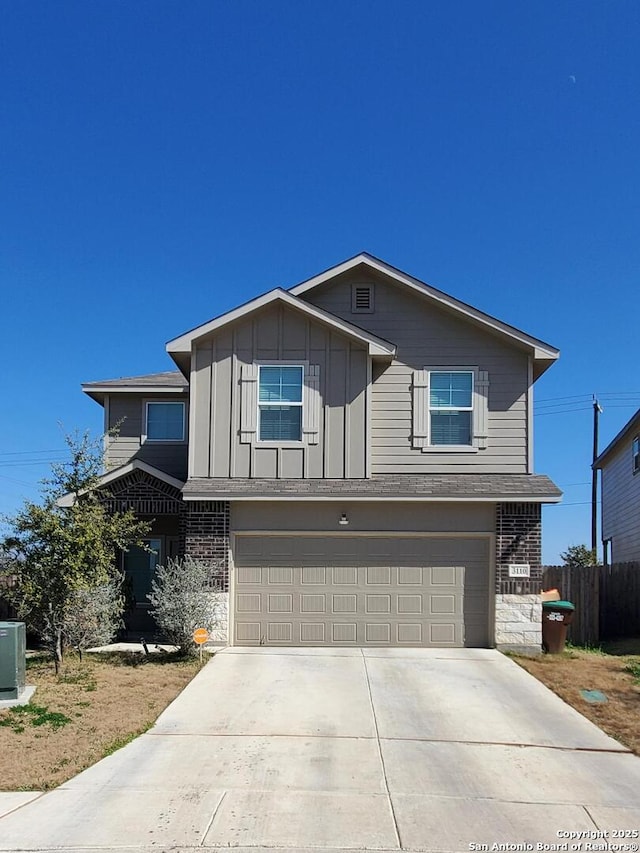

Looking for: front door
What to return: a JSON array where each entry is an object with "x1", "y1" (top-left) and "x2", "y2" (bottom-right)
[{"x1": 123, "y1": 538, "x2": 162, "y2": 636}]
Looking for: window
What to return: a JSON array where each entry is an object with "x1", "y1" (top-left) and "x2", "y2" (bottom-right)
[
  {"x1": 428, "y1": 371, "x2": 473, "y2": 446},
  {"x1": 145, "y1": 401, "x2": 185, "y2": 442},
  {"x1": 240, "y1": 363, "x2": 320, "y2": 445},
  {"x1": 633, "y1": 436, "x2": 640, "y2": 473},
  {"x1": 258, "y1": 365, "x2": 304, "y2": 442},
  {"x1": 412, "y1": 367, "x2": 488, "y2": 451}
]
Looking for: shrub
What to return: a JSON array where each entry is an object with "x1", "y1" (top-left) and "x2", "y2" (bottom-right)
[
  {"x1": 64, "y1": 582, "x2": 124, "y2": 659},
  {"x1": 147, "y1": 556, "x2": 223, "y2": 655},
  {"x1": 560, "y1": 544, "x2": 598, "y2": 569}
]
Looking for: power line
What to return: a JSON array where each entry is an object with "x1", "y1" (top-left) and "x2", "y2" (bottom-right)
[
  {"x1": 0, "y1": 449, "x2": 67, "y2": 457},
  {"x1": 535, "y1": 402, "x2": 593, "y2": 410},
  {"x1": 535, "y1": 401, "x2": 639, "y2": 416},
  {"x1": 599, "y1": 404, "x2": 640, "y2": 409},
  {"x1": 535, "y1": 392, "x2": 640, "y2": 408},
  {"x1": 537, "y1": 391, "x2": 640, "y2": 402},
  {"x1": 0, "y1": 473, "x2": 37, "y2": 487},
  {"x1": 535, "y1": 394, "x2": 592, "y2": 404},
  {"x1": 535, "y1": 397, "x2": 639, "y2": 410},
  {"x1": 534, "y1": 403, "x2": 591, "y2": 410},
  {"x1": 0, "y1": 459, "x2": 68, "y2": 468},
  {"x1": 534, "y1": 407, "x2": 592, "y2": 417}
]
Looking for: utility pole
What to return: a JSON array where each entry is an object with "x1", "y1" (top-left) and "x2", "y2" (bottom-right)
[{"x1": 591, "y1": 396, "x2": 602, "y2": 557}]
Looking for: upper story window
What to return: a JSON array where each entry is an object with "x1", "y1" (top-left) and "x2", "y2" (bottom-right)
[
  {"x1": 413, "y1": 366, "x2": 488, "y2": 452},
  {"x1": 258, "y1": 366, "x2": 304, "y2": 442},
  {"x1": 633, "y1": 436, "x2": 640, "y2": 473},
  {"x1": 145, "y1": 401, "x2": 186, "y2": 442},
  {"x1": 428, "y1": 371, "x2": 474, "y2": 446}
]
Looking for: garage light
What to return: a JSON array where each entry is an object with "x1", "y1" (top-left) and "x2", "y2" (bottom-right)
[{"x1": 339, "y1": 513, "x2": 349, "y2": 526}]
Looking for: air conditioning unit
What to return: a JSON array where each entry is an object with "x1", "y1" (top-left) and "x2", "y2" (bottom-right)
[{"x1": 0, "y1": 622, "x2": 26, "y2": 700}]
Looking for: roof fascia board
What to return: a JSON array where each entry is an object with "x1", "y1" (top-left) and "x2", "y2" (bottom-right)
[
  {"x1": 166, "y1": 288, "x2": 396, "y2": 357},
  {"x1": 82, "y1": 384, "x2": 188, "y2": 405},
  {"x1": 182, "y1": 493, "x2": 561, "y2": 503},
  {"x1": 290, "y1": 253, "x2": 559, "y2": 361},
  {"x1": 56, "y1": 460, "x2": 185, "y2": 507},
  {"x1": 82, "y1": 385, "x2": 188, "y2": 394}
]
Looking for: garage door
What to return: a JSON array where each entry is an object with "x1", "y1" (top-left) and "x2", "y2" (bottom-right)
[{"x1": 233, "y1": 536, "x2": 491, "y2": 647}]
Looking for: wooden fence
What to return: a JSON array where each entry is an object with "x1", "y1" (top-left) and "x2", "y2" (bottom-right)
[
  {"x1": 542, "y1": 562, "x2": 640, "y2": 645},
  {"x1": 598, "y1": 562, "x2": 640, "y2": 640}
]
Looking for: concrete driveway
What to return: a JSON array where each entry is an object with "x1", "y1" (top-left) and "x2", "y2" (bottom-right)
[{"x1": 1, "y1": 647, "x2": 640, "y2": 852}]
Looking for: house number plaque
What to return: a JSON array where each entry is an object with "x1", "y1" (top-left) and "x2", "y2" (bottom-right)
[{"x1": 508, "y1": 564, "x2": 531, "y2": 578}]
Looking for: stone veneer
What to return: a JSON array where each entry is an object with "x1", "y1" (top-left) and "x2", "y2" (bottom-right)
[
  {"x1": 205, "y1": 591, "x2": 229, "y2": 643},
  {"x1": 494, "y1": 503, "x2": 543, "y2": 652},
  {"x1": 494, "y1": 594, "x2": 542, "y2": 653}
]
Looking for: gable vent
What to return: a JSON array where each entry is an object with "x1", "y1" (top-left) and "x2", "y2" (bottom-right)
[{"x1": 351, "y1": 283, "x2": 374, "y2": 313}]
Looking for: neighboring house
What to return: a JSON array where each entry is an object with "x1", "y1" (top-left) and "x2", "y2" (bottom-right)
[
  {"x1": 594, "y1": 408, "x2": 640, "y2": 564},
  {"x1": 79, "y1": 253, "x2": 561, "y2": 650}
]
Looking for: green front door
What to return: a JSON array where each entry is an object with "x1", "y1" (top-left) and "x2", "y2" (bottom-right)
[{"x1": 125, "y1": 538, "x2": 162, "y2": 606}]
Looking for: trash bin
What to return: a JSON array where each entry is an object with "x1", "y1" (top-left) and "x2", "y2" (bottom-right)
[{"x1": 541, "y1": 601, "x2": 575, "y2": 653}]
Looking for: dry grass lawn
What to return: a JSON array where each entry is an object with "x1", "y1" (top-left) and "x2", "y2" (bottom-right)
[
  {"x1": 0, "y1": 652, "x2": 200, "y2": 791},
  {"x1": 513, "y1": 638, "x2": 640, "y2": 755}
]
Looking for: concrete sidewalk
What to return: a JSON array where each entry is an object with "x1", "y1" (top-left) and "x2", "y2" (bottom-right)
[{"x1": 1, "y1": 647, "x2": 639, "y2": 852}]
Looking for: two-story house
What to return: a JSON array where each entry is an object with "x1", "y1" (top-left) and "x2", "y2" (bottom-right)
[
  {"x1": 80, "y1": 254, "x2": 561, "y2": 651},
  {"x1": 594, "y1": 408, "x2": 640, "y2": 564}
]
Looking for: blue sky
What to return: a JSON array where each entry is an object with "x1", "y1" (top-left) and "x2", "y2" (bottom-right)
[{"x1": 1, "y1": 1, "x2": 639, "y2": 562}]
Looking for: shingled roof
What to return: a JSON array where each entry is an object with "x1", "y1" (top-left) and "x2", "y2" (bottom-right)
[
  {"x1": 182, "y1": 473, "x2": 562, "y2": 502},
  {"x1": 83, "y1": 371, "x2": 188, "y2": 403}
]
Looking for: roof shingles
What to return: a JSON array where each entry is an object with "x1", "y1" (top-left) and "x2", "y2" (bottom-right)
[
  {"x1": 182, "y1": 474, "x2": 561, "y2": 501},
  {"x1": 83, "y1": 371, "x2": 188, "y2": 388}
]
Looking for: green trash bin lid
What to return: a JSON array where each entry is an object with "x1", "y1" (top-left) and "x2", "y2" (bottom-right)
[{"x1": 542, "y1": 600, "x2": 575, "y2": 611}]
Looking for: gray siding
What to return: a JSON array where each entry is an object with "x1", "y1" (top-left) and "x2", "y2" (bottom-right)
[
  {"x1": 305, "y1": 269, "x2": 530, "y2": 474},
  {"x1": 190, "y1": 303, "x2": 368, "y2": 479},
  {"x1": 231, "y1": 501, "x2": 495, "y2": 533},
  {"x1": 106, "y1": 393, "x2": 188, "y2": 480},
  {"x1": 601, "y1": 439, "x2": 640, "y2": 562}
]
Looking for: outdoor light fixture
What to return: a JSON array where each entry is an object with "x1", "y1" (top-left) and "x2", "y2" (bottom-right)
[{"x1": 339, "y1": 513, "x2": 349, "y2": 526}]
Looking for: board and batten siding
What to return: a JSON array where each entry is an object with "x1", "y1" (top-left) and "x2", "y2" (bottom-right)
[
  {"x1": 601, "y1": 438, "x2": 640, "y2": 562},
  {"x1": 305, "y1": 269, "x2": 530, "y2": 474},
  {"x1": 190, "y1": 303, "x2": 368, "y2": 479},
  {"x1": 105, "y1": 393, "x2": 188, "y2": 480}
]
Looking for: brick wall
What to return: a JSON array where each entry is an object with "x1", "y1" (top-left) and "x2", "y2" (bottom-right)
[
  {"x1": 100, "y1": 470, "x2": 183, "y2": 516},
  {"x1": 98, "y1": 472, "x2": 231, "y2": 590},
  {"x1": 181, "y1": 501, "x2": 230, "y2": 590},
  {"x1": 495, "y1": 502, "x2": 542, "y2": 595}
]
